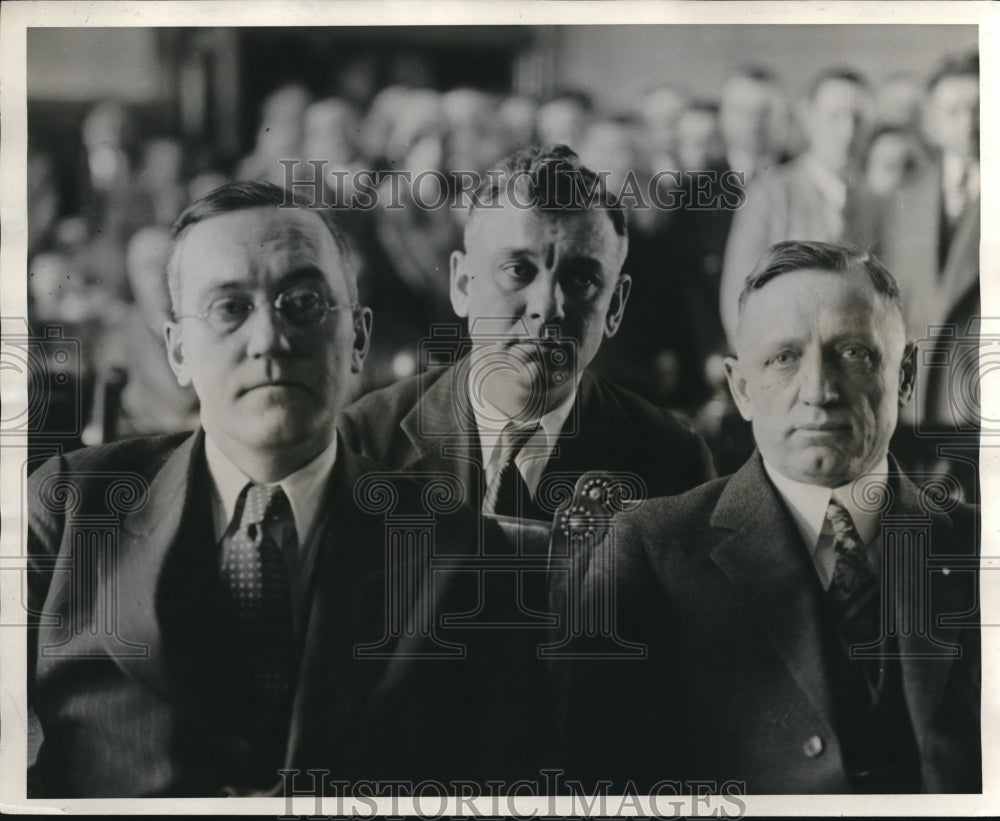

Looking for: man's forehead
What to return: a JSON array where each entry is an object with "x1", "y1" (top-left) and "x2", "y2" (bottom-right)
[
  {"x1": 466, "y1": 201, "x2": 622, "y2": 258},
  {"x1": 746, "y1": 268, "x2": 891, "y2": 325},
  {"x1": 174, "y1": 207, "x2": 345, "y2": 294},
  {"x1": 933, "y1": 75, "x2": 978, "y2": 102}
]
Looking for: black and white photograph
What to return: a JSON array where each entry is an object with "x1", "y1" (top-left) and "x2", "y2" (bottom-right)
[{"x1": 0, "y1": 1, "x2": 995, "y2": 815}]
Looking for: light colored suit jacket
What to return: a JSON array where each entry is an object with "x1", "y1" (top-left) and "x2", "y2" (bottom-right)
[
  {"x1": 875, "y1": 160, "x2": 980, "y2": 427},
  {"x1": 719, "y1": 156, "x2": 881, "y2": 345}
]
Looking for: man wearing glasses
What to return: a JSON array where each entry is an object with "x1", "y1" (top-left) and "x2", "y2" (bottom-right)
[{"x1": 27, "y1": 182, "x2": 478, "y2": 796}]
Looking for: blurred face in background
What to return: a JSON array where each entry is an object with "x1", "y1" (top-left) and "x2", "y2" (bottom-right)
[
  {"x1": 537, "y1": 98, "x2": 590, "y2": 150},
  {"x1": 719, "y1": 75, "x2": 774, "y2": 159},
  {"x1": 499, "y1": 95, "x2": 539, "y2": 151},
  {"x1": 876, "y1": 74, "x2": 923, "y2": 129},
  {"x1": 864, "y1": 130, "x2": 921, "y2": 196},
  {"x1": 641, "y1": 85, "x2": 688, "y2": 166},
  {"x1": 925, "y1": 74, "x2": 979, "y2": 161},
  {"x1": 676, "y1": 106, "x2": 724, "y2": 171},
  {"x1": 578, "y1": 120, "x2": 641, "y2": 198},
  {"x1": 802, "y1": 77, "x2": 873, "y2": 175}
]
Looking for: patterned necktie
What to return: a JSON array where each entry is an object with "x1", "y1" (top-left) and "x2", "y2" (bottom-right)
[
  {"x1": 221, "y1": 483, "x2": 297, "y2": 704},
  {"x1": 825, "y1": 497, "x2": 881, "y2": 682},
  {"x1": 482, "y1": 422, "x2": 539, "y2": 517}
]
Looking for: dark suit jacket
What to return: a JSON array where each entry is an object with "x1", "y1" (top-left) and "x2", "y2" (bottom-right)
[
  {"x1": 338, "y1": 363, "x2": 714, "y2": 782},
  {"x1": 558, "y1": 453, "x2": 981, "y2": 794},
  {"x1": 875, "y1": 159, "x2": 980, "y2": 428},
  {"x1": 27, "y1": 430, "x2": 482, "y2": 797},
  {"x1": 338, "y1": 362, "x2": 716, "y2": 520}
]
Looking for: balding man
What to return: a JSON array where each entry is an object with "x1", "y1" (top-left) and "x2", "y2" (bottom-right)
[
  {"x1": 560, "y1": 241, "x2": 980, "y2": 794},
  {"x1": 28, "y1": 181, "x2": 478, "y2": 796}
]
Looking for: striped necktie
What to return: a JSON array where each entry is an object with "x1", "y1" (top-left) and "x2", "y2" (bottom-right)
[{"x1": 482, "y1": 422, "x2": 539, "y2": 517}]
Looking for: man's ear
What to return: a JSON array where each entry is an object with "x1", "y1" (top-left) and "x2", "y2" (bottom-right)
[
  {"x1": 724, "y1": 355, "x2": 754, "y2": 422},
  {"x1": 898, "y1": 340, "x2": 916, "y2": 408},
  {"x1": 449, "y1": 249, "x2": 471, "y2": 319},
  {"x1": 604, "y1": 272, "x2": 632, "y2": 338},
  {"x1": 164, "y1": 321, "x2": 192, "y2": 387},
  {"x1": 351, "y1": 306, "x2": 374, "y2": 373}
]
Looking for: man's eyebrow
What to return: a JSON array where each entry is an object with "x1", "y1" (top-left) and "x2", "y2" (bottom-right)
[
  {"x1": 559, "y1": 256, "x2": 605, "y2": 277},
  {"x1": 493, "y1": 247, "x2": 539, "y2": 260},
  {"x1": 198, "y1": 267, "x2": 330, "y2": 297}
]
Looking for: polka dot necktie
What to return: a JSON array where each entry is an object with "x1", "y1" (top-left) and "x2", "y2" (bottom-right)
[
  {"x1": 221, "y1": 483, "x2": 297, "y2": 704},
  {"x1": 824, "y1": 498, "x2": 882, "y2": 687},
  {"x1": 481, "y1": 422, "x2": 539, "y2": 517}
]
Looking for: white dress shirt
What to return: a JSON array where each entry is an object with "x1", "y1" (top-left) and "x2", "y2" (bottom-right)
[
  {"x1": 469, "y1": 375, "x2": 578, "y2": 500},
  {"x1": 763, "y1": 457, "x2": 889, "y2": 590},
  {"x1": 942, "y1": 154, "x2": 980, "y2": 223},
  {"x1": 205, "y1": 434, "x2": 338, "y2": 630}
]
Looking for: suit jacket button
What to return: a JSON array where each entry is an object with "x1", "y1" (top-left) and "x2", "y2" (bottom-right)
[{"x1": 803, "y1": 735, "x2": 824, "y2": 758}]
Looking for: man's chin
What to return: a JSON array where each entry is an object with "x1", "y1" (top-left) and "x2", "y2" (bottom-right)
[{"x1": 785, "y1": 447, "x2": 860, "y2": 487}]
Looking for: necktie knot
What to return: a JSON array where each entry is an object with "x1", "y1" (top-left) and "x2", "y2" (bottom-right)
[
  {"x1": 825, "y1": 497, "x2": 862, "y2": 551},
  {"x1": 495, "y1": 422, "x2": 539, "y2": 465},
  {"x1": 239, "y1": 483, "x2": 291, "y2": 535},
  {"x1": 482, "y1": 422, "x2": 540, "y2": 517}
]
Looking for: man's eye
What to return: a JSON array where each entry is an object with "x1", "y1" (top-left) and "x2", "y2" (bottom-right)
[
  {"x1": 500, "y1": 262, "x2": 535, "y2": 281},
  {"x1": 841, "y1": 346, "x2": 872, "y2": 363},
  {"x1": 209, "y1": 297, "x2": 253, "y2": 319},
  {"x1": 766, "y1": 351, "x2": 798, "y2": 367},
  {"x1": 282, "y1": 291, "x2": 323, "y2": 312}
]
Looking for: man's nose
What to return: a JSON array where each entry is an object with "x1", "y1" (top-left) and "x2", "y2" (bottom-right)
[
  {"x1": 525, "y1": 273, "x2": 566, "y2": 328},
  {"x1": 798, "y1": 349, "x2": 839, "y2": 406},
  {"x1": 244, "y1": 302, "x2": 293, "y2": 358}
]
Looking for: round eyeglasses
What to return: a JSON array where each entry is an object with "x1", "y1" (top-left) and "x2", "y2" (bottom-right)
[{"x1": 174, "y1": 286, "x2": 359, "y2": 335}]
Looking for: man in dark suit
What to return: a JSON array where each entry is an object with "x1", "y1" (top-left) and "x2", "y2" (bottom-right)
[
  {"x1": 339, "y1": 145, "x2": 714, "y2": 785},
  {"x1": 339, "y1": 144, "x2": 715, "y2": 522},
  {"x1": 27, "y1": 182, "x2": 479, "y2": 796},
  {"x1": 875, "y1": 53, "x2": 980, "y2": 493},
  {"x1": 559, "y1": 241, "x2": 980, "y2": 794}
]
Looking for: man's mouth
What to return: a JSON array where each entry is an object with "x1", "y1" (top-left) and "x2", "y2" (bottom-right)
[
  {"x1": 237, "y1": 380, "x2": 310, "y2": 397},
  {"x1": 793, "y1": 422, "x2": 850, "y2": 434}
]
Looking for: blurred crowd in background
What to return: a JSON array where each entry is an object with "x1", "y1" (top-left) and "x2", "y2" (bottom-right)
[{"x1": 25, "y1": 42, "x2": 980, "y2": 482}]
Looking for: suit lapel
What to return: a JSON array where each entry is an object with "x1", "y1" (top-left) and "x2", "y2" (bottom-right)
[
  {"x1": 940, "y1": 194, "x2": 980, "y2": 313},
  {"x1": 398, "y1": 362, "x2": 482, "y2": 504},
  {"x1": 114, "y1": 430, "x2": 209, "y2": 699},
  {"x1": 888, "y1": 468, "x2": 965, "y2": 740},
  {"x1": 285, "y1": 444, "x2": 422, "y2": 762},
  {"x1": 708, "y1": 454, "x2": 837, "y2": 726}
]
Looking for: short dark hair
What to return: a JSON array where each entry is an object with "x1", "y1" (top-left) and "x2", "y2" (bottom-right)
[
  {"x1": 166, "y1": 180, "x2": 353, "y2": 311},
  {"x1": 728, "y1": 65, "x2": 777, "y2": 86},
  {"x1": 807, "y1": 67, "x2": 871, "y2": 100},
  {"x1": 927, "y1": 52, "x2": 979, "y2": 93},
  {"x1": 738, "y1": 240, "x2": 902, "y2": 318},
  {"x1": 466, "y1": 144, "x2": 628, "y2": 243}
]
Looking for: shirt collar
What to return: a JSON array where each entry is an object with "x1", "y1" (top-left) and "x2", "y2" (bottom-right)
[
  {"x1": 469, "y1": 376, "x2": 578, "y2": 472},
  {"x1": 762, "y1": 456, "x2": 889, "y2": 552},
  {"x1": 204, "y1": 434, "x2": 338, "y2": 542},
  {"x1": 943, "y1": 153, "x2": 980, "y2": 195}
]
